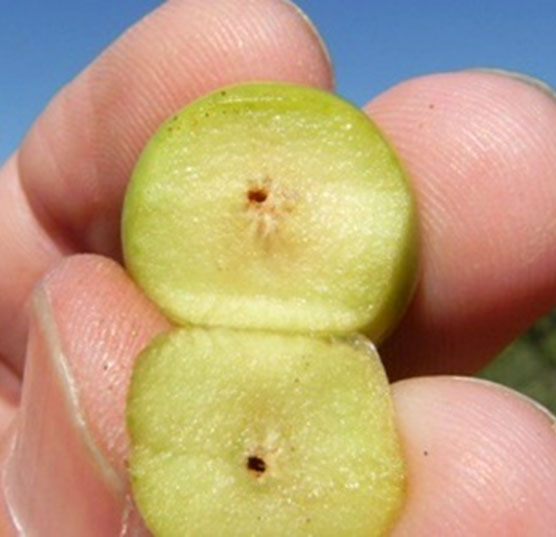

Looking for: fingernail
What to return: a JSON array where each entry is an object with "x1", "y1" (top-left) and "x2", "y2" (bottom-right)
[
  {"x1": 2, "y1": 289, "x2": 128, "y2": 535},
  {"x1": 466, "y1": 67, "x2": 556, "y2": 101},
  {"x1": 280, "y1": 0, "x2": 335, "y2": 85},
  {"x1": 449, "y1": 376, "x2": 556, "y2": 428}
]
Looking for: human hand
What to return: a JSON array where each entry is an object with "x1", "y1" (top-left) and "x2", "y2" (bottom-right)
[{"x1": 0, "y1": 1, "x2": 555, "y2": 535}]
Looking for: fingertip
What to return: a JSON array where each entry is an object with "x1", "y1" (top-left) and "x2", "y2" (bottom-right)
[
  {"x1": 39, "y1": 254, "x2": 170, "y2": 475},
  {"x1": 391, "y1": 376, "x2": 556, "y2": 536},
  {"x1": 3, "y1": 276, "x2": 127, "y2": 535},
  {"x1": 0, "y1": 255, "x2": 167, "y2": 535},
  {"x1": 365, "y1": 71, "x2": 556, "y2": 375}
]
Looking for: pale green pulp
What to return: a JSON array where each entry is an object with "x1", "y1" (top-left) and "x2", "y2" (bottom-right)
[
  {"x1": 122, "y1": 83, "x2": 417, "y2": 341},
  {"x1": 128, "y1": 328, "x2": 406, "y2": 537}
]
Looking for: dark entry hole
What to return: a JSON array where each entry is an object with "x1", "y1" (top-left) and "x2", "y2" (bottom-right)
[
  {"x1": 248, "y1": 188, "x2": 268, "y2": 203},
  {"x1": 247, "y1": 455, "x2": 267, "y2": 475}
]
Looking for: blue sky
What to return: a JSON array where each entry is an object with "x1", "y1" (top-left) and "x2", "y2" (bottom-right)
[{"x1": 2, "y1": 0, "x2": 555, "y2": 162}]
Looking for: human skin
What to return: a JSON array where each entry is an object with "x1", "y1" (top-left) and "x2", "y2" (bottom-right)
[{"x1": 0, "y1": 0, "x2": 555, "y2": 535}]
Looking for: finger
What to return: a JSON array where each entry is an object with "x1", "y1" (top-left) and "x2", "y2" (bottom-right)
[
  {"x1": 4, "y1": 256, "x2": 554, "y2": 535},
  {"x1": 391, "y1": 376, "x2": 556, "y2": 536},
  {"x1": 1, "y1": 255, "x2": 169, "y2": 535},
  {"x1": 0, "y1": 0, "x2": 332, "y2": 372},
  {"x1": 364, "y1": 71, "x2": 556, "y2": 377}
]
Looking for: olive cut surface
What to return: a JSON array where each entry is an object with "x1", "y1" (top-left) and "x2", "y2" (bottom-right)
[
  {"x1": 127, "y1": 328, "x2": 406, "y2": 537},
  {"x1": 122, "y1": 83, "x2": 417, "y2": 341}
]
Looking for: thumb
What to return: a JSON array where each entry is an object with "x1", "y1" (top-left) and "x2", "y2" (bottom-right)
[{"x1": 0, "y1": 255, "x2": 169, "y2": 536}]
